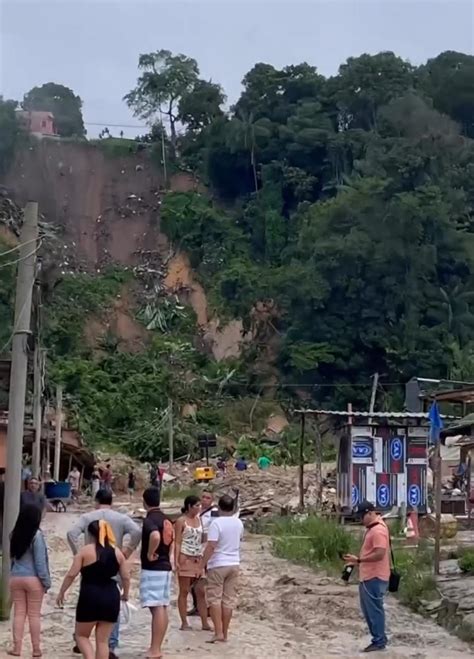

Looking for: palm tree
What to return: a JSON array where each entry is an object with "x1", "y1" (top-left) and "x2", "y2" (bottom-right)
[{"x1": 227, "y1": 110, "x2": 271, "y2": 192}]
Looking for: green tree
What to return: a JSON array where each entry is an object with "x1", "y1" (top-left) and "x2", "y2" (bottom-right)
[
  {"x1": 329, "y1": 52, "x2": 415, "y2": 130},
  {"x1": 420, "y1": 51, "x2": 474, "y2": 137},
  {"x1": 125, "y1": 50, "x2": 199, "y2": 158},
  {"x1": 178, "y1": 79, "x2": 225, "y2": 130},
  {"x1": 0, "y1": 97, "x2": 20, "y2": 174},
  {"x1": 23, "y1": 83, "x2": 85, "y2": 137}
]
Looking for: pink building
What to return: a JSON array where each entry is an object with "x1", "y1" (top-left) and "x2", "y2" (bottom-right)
[{"x1": 17, "y1": 110, "x2": 56, "y2": 137}]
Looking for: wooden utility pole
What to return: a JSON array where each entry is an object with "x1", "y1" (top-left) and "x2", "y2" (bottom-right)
[
  {"x1": 168, "y1": 398, "x2": 174, "y2": 469},
  {"x1": 314, "y1": 420, "x2": 323, "y2": 511},
  {"x1": 434, "y1": 439, "x2": 443, "y2": 574},
  {"x1": 53, "y1": 384, "x2": 63, "y2": 481},
  {"x1": 1, "y1": 202, "x2": 39, "y2": 619},
  {"x1": 32, "y1": 346, "x2": 44, "y2": 478},
  {"x1": 368, "y1": 372, "x2": 379, "y2": 424},
  {"x1": 298, "y1": 413, "x2": 306, "y2": 510}
]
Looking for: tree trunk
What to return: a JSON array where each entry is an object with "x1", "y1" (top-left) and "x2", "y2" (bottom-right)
[
  {"x1": 169, "y1": 115, "x2": 177, "y2": 161},
  {"x1": 250, "y1": 144, "x2": 258, "y2": 193}
]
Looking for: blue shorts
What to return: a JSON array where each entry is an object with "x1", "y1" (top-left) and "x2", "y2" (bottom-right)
[{"x1": 140, "y1": 570, "x2": 172, "y2": 608}]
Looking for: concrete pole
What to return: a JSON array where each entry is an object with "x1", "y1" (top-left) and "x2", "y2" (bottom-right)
[
  {"x1": 1, "y1": 202, "x2": 39, "y2": 619},
  {"x1": 32, "y1": 346, "x2": 44, "y2": 478},
  {"x1": 53, "y1": 384, "x2": 63, "y2": 481}
]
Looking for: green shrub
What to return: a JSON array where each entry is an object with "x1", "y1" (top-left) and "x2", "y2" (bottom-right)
[
  {"x1": 272, "y1": 515, "x2": 358, "y2": 573},
  {"x1": 458, "y1": 548, "x2": 474, "y2": 574},
  {"x1": 394, "y1": 543, "x2": 438, "y2": 609}
]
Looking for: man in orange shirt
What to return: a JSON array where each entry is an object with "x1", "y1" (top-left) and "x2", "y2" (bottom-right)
[{"x1": 344, "y1": 500, "x2": 390, "y2": 653}]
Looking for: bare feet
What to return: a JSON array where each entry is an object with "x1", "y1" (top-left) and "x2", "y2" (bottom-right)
[
  {"x1": 7, "y1": 652, "x2": 21, "y2": 657},
  {"x1": 180, "y1": 623, "x2": 193, "y2": 631},
  {"x1": 206, "y1": 636, "x2": 226, "y2": 643},
  {"x1": 201, "y1": 624, "x2": 213, "y2": 631}
]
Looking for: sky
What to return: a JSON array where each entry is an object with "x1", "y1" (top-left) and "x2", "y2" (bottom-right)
[{"x1": 1, "y1": 0, "x2": 473, "y2": 137}]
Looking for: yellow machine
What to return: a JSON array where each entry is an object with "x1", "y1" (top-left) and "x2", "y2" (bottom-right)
[{"x1": 193, "y1": 466, "x2": 216, "y2": 483}]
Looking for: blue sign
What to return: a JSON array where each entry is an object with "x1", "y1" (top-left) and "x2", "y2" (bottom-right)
[
  {"x1": 390, "y1": 437, "x2": 403, "y2": 461},
  {"x1": 351, "y1": 485, "x2": 359, "y2": 507},
  {"x1": 377, "y1": 484, "x2": 390, "y2": 507},
  {"x1": 352, "y1": 442, "x2": 372, "y2": 459},
  {"x1": 408, "y1": 484, "x2": 421, "y2": 507}
]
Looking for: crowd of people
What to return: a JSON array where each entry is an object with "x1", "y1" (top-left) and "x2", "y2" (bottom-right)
[{"x1": 7, "y1": 482, "x2": 243, "y2": 659}]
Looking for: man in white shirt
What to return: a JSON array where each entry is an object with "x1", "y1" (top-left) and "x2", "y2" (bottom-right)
[{"x1": 202, "y1": 494, "x2": 244, "y2": 643}]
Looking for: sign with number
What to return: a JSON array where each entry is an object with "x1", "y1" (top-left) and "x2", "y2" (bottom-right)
[
  {"x1": 352, "y1": 442, "x2": 373, "y2": 459},
  {"x1": 408, "y1": 484, "x2": 421, "y2": 507},
  {"x1": 351, "y1": 484, "x2": 359, "y2": 507},
  {"x1": 377, "y1": 483, "x2": 390, "y2": 507},
  {"x1": 390, "y1": 438, "x2": 403, "y2": 461}
]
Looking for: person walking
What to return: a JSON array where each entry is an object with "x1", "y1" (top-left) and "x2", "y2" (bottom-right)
[
  {"x1": 174, "y1": 495, "x2": 210, "y2": 631},
  {"x1": 343, "y1": 500, "x2": 390, "y2": 653},
  {"x1": 140, "y1": 487, "x2": 174, "y2": 659},
  {"x1": 102, "y1": 465, "x2": 113, "y2": 493},
  {"x1": 20, "y1": 477, "x2": 51, "y2": 513},
  {"x1": 57, "y1": 520, "x2": 130, "y2": 659},
  {"x1": 67, "y1": 488, "x2": 141, "y2": 659},
  {"x1": 68, "y1": 466, "x2": 81, "y2": 501},
  {"x1": 127, "y1": 469, "x2": 136, "y2": 501},
  {"x1": 8, "y1": 503, "x2": 51, "y2": 657},
  {"x1": 202, "y1": 494, "x2": 244, "y2": 643},
  {"x1": 91, "y1": 465, "x2": 101, "y2": 498}
]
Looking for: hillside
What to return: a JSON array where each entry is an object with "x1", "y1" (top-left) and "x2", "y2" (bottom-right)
[{"x1": 1, "y1": 49, "x2": 474, "y2": 463}]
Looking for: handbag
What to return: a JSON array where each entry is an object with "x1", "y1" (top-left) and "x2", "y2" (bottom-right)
[{"x1": 388, "y1": 536, "x2": 401, "y2": 593}]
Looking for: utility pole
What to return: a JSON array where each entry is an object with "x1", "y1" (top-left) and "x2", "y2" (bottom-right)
[
  {"x1": 168, "y1": 398, "x2": 174, "y2": 469},
  {"x1": 1, "y1": 201, "x2": 39, "y2": 619},
  {"x1": 32, "y1": 346, "x2": 44, "y2": 478},
  {"x1": 434, "y1": 437, "x2": 443, "y2": 574},
  {"x1": 368, "y1": 372, "x2": 379, "y2": 424},
  {"x1": 53, "y1": 384, "x2": 63, "y2": 481}
]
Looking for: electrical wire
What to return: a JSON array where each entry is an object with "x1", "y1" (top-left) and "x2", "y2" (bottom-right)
[
  {"x1": 0, "y1": 241, "x2": 43, "y2": 270},
  {"x1": 0, "y1": 238, "x2": 38, "y2": 259},
  {"x1": 0, "y1": 280, "x2": 35, "y2": 355}
]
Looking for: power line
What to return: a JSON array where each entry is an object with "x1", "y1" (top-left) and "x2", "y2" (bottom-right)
[
  {"x1": 84, "y1": 121, "x2": 148, "y2": 129},
  {"x1": 0, "y1": 280, "x2": 35, "y2": 355},
  {"x1": 0, "y1": 240, "x2": 43, "y2": 269},
  {"x1": 0, "y1": 238, "x2": 38, "y2": 259}
]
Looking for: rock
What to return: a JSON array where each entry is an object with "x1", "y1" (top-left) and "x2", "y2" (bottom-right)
[
  {"x1": 424, "y1": 599, "x2": 443, "y2": 612},
  {"x1": 460, "y1": 613, "x2": 474, "y2": 641}
]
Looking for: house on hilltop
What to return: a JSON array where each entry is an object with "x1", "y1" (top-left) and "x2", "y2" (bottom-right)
[{"x1": 16, "y1": 110, "x2": 57, "y2": 138}]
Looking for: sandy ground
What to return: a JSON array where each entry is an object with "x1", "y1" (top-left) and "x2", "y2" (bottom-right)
[{"x1": 0, "y1": 507, "x2": 473, "y2": 658}]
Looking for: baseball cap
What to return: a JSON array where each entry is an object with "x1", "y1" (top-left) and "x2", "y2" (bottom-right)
[{"x1": 356, "y1": 500, "x2": 375, "y2": 517}]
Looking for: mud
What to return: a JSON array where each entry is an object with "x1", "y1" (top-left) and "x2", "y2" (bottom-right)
[{"x1": 0, "y1": 506, "x2": 472, "y2": 658}]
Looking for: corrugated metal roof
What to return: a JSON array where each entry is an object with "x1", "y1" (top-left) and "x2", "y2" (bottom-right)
[{"x1": 294, "y1": 409, "x2": 457, "y2": 419}]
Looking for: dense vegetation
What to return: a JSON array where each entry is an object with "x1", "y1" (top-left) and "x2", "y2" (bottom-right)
[
  {"x1": 3, "y1": 49, "x2": 474, "y2": 459},
  {"x1": 128, "y1": 49, "x2": 474, "y2": 409}
]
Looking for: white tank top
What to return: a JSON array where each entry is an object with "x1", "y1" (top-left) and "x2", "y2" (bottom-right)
[{"x1": 181, "y1": 519, "x2": 203, "y2": 556}]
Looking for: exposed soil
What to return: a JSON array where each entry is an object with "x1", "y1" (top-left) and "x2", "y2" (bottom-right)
[
  {"x1": 2, "y1": 141, "x2": 194, "y2": 271},
  {"x1": 0, "y1": 507, "x2": 471, "y2": 658}
]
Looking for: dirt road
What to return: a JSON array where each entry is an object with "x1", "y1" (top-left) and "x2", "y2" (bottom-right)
[{"x1": 0, "y1": 509, "x2": 472, "y2": 658}]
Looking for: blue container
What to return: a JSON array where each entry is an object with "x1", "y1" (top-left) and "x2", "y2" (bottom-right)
[{"x1": 45, "y1": 481, "x2": 71, "y2": 499}]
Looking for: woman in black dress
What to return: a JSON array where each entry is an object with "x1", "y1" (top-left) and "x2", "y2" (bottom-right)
[{"x1": 57, "y1": 520, "x2": 130, "y2": 659}]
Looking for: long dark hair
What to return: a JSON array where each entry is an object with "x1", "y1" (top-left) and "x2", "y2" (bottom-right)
[
  {"x1": 88, "y1": 520, "x2": 114, "y2": 566},
  {"x1": 11, "y1": 504, "x2": 42, "y2": 560},
  {"x1": 182, "y1": 495, "x2": 200, "y2": 514}
]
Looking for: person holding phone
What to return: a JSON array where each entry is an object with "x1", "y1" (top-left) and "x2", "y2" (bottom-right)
[{"x1": 343, "y1": 500, "x2": 390, "y2": 653}]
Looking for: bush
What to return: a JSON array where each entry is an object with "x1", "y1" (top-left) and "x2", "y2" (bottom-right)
[
  {"x1": 272, "y1": 515, "x2": 359, "y2": 573},
  {"x1": 458, "y1": 548, "x2": 474, "y2": 574},
  {"x1": 394, "y1": 543, "x2": 438, "y2": 609}
]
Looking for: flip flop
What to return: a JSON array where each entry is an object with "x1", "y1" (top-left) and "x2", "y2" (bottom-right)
[{"x1": 206, "y1": 638, "x2": 226, "y2": 644}]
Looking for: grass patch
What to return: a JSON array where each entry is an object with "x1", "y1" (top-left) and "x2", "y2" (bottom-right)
[
  {"x1": 394, "y1": 542, "x2": 437, "y2": 609},
  {"x1": 271, "y1": 515, "x2": 359, "y2": 574}
]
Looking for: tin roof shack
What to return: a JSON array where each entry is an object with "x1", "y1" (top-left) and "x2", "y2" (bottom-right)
[
  {"x1": 440, "y1": 411, "x2": 474, "y2": 519},
  {"x1": 297, "y1": 410, "x2": 445, "y2": 516}
]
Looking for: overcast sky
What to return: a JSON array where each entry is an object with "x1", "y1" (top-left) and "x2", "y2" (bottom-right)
[{"x1": 1, "y1": 0, "x2": 473, "y2": 137}]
